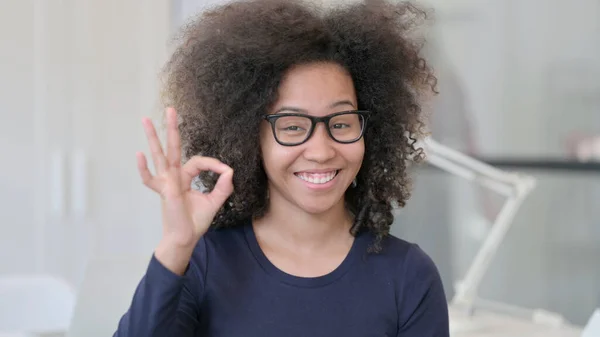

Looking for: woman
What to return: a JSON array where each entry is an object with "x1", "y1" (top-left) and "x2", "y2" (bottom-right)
[{"x1": 114, "y1": 0, "x2": 449, "y2": 336}]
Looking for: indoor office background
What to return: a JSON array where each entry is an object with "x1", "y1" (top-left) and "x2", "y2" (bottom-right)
[{"x1": 0, "y1": 0, "x2": 598, "y2": 335}]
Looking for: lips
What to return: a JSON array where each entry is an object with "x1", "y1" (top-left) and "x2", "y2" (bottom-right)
[{"x1": 294, "y1": 170, "x2": 339, "y2": 184}]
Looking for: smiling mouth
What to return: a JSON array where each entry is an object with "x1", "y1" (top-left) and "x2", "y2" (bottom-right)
[{"x1": 294, "y1": 170, "x2": 339, "y2": 184}]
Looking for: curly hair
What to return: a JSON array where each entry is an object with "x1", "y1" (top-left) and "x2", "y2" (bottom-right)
[{"x1": 161, "y1": 0, "x2": 437, "y2": 252}]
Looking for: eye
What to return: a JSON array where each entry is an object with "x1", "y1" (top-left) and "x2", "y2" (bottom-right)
[
  {"x1": 275, "y1": 116, "x2": 311, "y2": 133},
  {"x1": 282, "y1": 125, "x2": 305, "y2": 131},
  {"x1": 331, "y1": 123, "x2": 350, "y2": 129}
]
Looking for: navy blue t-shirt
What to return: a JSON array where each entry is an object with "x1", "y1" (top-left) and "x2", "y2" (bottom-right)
[{"x1": 113, "y1": 222, "x2": 449, "y2": 336}]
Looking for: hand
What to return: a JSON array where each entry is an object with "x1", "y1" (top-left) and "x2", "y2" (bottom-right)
[{"x1": 137, "y1": 107, "x2": 234, "y2": 248}]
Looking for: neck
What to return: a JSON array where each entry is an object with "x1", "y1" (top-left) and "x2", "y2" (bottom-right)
[{"x1": 253, "y1": 192, "x2": 353, "y2": 251}]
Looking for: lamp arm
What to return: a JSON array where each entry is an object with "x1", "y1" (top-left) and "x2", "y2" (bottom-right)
[{"x1": 418, "y1": 137, "x2": 537, "y2": 312}]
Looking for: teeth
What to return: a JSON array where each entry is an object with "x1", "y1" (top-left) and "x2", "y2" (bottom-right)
[{"x1": 296, "y1": 171, "x2": 337, "y2": 184}]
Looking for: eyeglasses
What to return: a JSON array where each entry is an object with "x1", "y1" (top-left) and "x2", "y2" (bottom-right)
[{"x1": 263, "y1": 110, "x2": 370, "y2": 146}]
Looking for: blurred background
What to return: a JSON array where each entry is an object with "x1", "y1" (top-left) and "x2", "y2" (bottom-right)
[{"x1": 0, "y1": 0, "x2": 598, "y2": 335}]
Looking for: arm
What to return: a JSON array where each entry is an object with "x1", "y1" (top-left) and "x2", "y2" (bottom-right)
[
  {"x1": 113, "y1": 237, "x2": 208, "y2": 337},
  {"x1": 113, "y1": 108, "x2": 233, "y2": 336},
  {"x1": 397, "y1": 244, "x2": 450, "y2": 337}
]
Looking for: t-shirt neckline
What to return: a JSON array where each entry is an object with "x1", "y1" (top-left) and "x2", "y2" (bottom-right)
[{"x1": 244, "y1": 220, "x2": 369, "y2": 288}]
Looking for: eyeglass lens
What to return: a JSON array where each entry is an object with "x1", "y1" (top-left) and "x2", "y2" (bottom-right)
[{"x1": 273, "y1": 112, "x2": 364, "y2": 145}]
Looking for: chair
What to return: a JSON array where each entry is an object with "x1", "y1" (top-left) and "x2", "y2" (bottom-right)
[
  {"x1": 0, "y1": 275, "x2": 76, "y2": 337},
  {"x1": 66, "y1": 254, "x2": 150, "y2": 337}
]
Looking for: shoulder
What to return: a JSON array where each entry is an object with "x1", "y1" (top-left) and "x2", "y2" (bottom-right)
[
  {"x1": 192, "y1": 223, "x2": 250, "y2": 262},
  {"x1": 368, "y1": 233, "x2": 439, "y2": 279},
  {"x1": 371, "y1": 234, "x2": 448, "y2": 331},
  {"x1": 202, "y1": 223, "x2": 248, "y2": 247},
  {"x1": 189, "y1": 221, "x2": 254, "y2": 270},
  {"x1": 364, "y1": 233, "x2": 445, "y2": 304}
]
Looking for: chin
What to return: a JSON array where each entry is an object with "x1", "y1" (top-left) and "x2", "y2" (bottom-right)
[{"x1": 294, "y1": 196, "x2": 344, "y2": 215}]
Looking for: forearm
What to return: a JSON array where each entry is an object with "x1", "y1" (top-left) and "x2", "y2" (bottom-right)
[{"x1": 113, "y1": 241, "x2": 204, "y2": 337}]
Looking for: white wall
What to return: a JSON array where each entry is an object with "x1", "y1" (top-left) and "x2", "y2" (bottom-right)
[
  {"x1": 0, "y1": 0, "x2": 38, "y2": 275},
  {"x1": 0, "y1": 0, "x2": 171, "y2": 288}
]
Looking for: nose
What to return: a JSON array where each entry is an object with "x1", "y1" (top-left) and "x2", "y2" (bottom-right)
[{"x1": 302, "y1": 123, "x2": 336, "y2": 162}]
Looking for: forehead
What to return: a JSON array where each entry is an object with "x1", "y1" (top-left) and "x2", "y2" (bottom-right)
[{"x1": 273, "y1": 62, "x2": 357, "y2": 113}]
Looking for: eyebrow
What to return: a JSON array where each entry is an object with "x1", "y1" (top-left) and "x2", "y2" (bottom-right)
[{"x1": 274, "y1": 100, "x2": 356, "y2": 114}]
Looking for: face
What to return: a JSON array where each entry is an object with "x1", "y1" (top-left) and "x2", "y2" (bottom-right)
[{"x1": 259, "y1": 62, "x2": 365, "y2": 215}]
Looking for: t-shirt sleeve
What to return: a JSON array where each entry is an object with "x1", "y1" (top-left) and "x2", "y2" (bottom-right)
[
  {"x1": 397, "y1": 243, "x2": 450, "y2": 337},
  {"x1": 112, "y1": 237, "x2": 208, "y2": 337}
]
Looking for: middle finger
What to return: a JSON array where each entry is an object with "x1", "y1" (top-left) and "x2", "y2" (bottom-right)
[{"x1": 166, "y1": 107, "x2": 182, "y2": 169}]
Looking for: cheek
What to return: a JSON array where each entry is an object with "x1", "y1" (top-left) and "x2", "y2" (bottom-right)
[
  {"x1": 347, "y1": 142, "x2": 365, "y2": 167},
  {"x1": 264, "y1": 148, "x2": 299, "y2": 174},
  {"x1": 259, "y1": 127, "x2": 296, "y2": 175}
]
